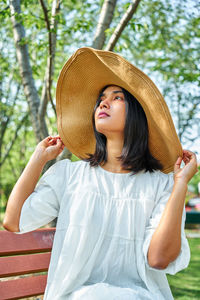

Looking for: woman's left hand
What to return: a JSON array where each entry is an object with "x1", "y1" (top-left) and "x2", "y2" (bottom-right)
[{"x1": 174, "y1": 150, "x2": 198, "y2": 184}]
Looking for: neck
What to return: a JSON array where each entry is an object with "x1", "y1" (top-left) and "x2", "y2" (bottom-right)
[{"x1": 100, "y1": 137, "x2": 130, "y2": 173}]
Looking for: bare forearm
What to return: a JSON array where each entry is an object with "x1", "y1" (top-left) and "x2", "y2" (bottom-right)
[
  {"x1": 3, "y1": 136, "x2": 64, "y2": 232},
  {"x1": 3, "y1": 150, "x2": 47, "y2": 232},
  {"x1": 148, "y1": 179, "x2": 188, "y2": 269}
]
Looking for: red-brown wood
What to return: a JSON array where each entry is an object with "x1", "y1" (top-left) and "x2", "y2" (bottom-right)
[
  {"x1": 0, "y1": 228, "x2": 55, "y2": 299},
  {"x1": 0, "y1": 252, "x2": 51, "y2": 278},
  {"x1": 0, "y1": 274, "x2": 47, "y2": 300},
  {"x1": 0, "y1": 228, "x2": 55, "y2": 256}
]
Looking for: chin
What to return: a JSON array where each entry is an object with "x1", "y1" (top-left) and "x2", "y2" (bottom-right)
[{"x1": 96, "y1": 127, "x2": 106, "y2": 135}]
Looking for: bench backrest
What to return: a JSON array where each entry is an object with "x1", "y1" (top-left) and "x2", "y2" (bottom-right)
[{"x1": 0, "y1": 228, "x2": 55, "y2": 300}]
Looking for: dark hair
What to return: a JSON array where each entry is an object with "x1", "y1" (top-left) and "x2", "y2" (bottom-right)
[{"x1": 83, "y1": 85, "x2": 163, "y2": 174}]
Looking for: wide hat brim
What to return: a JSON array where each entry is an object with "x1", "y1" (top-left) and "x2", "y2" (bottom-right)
[{"x1": 56, "y1": 47, "x2": 182, "y2": 174}]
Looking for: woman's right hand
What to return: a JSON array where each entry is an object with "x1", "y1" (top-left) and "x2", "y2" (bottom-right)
[{"x1": 34, "y1": 136, "x2": 65, "y2": 164}]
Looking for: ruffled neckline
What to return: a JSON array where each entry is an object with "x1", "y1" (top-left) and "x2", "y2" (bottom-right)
[{"x1": 97, "y1": 165, "x2": 133, "y2": 177}]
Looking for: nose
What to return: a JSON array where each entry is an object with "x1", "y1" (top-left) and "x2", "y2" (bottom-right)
[{"x1": 99, "y1": 97, "x2": 110, "y2": 109}]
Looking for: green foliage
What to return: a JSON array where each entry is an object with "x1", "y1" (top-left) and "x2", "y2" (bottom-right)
[
  {"x1": 0, "y1": 0, "x2": 199, "y2": 217},
  {"x1": 115, "y1": 0, "x2": 200, "y2": 152},
  {"x1": 71, "y1": 154, "x2": 80, "y2": 162},
  {"x1": 168, "y1": 237, "x2": 200, "y2": 299},
  {"x1": 189, "y1": 167, "x2": 200, "y2": 195}
]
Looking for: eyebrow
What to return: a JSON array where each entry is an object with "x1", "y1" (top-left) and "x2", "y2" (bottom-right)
[{"x1": 100, "y1": 90, "x2": 124, "y2": 97}]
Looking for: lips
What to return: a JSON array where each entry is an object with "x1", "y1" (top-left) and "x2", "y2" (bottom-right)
[{"x1": 98, "y1": 111, "x2": 110, "y2": 118}]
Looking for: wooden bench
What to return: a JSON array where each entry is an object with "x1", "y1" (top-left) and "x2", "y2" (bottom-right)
[
  {"x1": 0, "y1": 212, "x2": 199, "y2": 300},
  {"x1": 0, "y1": 228, "x2": 55, "y2": 300}
]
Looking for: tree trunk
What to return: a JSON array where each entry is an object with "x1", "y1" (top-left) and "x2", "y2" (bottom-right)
[
  {"x1": 105, "y1": 0, "x2": 141, "y2": 51},
  {"x1": 9, "y1": 0, "x2": 47, "y2": 142},
  {"x1": 92, "y1": 0, "x2": 117, "y2": 49}
]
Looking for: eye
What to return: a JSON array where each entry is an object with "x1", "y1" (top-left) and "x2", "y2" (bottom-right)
[
  {"x1": 114, "y1": 95, "x2": 124, "y2": 100},
  {"x1": 99, "y1": 96, "x2": 105, "y2": 103}
]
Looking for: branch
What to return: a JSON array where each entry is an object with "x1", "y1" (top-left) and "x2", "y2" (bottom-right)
[
  {"x1": 0, "y1": 113, "x2": 29, "y2": 167},
  {"x1": 39, "y1": 0, "x2": 51, "y2": 32},
  {"x1": 0, "y1": 6, "x2": 9, "y2": 14},
  {"x1": 0, "y1": 82, "x2": 20, "y2": 148},
  {"x1": 92, "y1": 0, "x2": 117, "y2": 49},
  {"x1": 39, "y1": 0, "x2": 60, "y2": 124},
  {"x1": 105, "y1": 0, "x2": 142, "y2": 51},
  {"x1": 8, "y1": 156, "x2": 18, "y2": 180}
]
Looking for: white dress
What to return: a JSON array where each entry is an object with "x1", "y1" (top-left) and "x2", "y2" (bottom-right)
[{"x1": 18, "y1": 159, "x2": 190, "y2": 300}]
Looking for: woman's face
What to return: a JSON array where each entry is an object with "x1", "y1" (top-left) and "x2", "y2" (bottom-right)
[{"x1": 94, "y1": 85, "x2": 126, "y2": 137}]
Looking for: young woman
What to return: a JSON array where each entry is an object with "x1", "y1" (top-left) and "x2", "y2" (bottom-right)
[{"x1": 3, "y1": 48, "x2": 198, "y2": 300}]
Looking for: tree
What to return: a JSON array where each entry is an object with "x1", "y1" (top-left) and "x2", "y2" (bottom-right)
[
  {"x1": 0, "y1": 0, "x2": 142, "y2": 216},
  {"x1": 115, "y1": 0, "x2": 200, "y2": 150},
  {"x1": 9, "y1": 0, "x2": 60, "y2": 142},
  {"x1": 0, "y1": 0, "x2": 199, "y2": 219},
  {"x1": 7, "y1": 0, "x2": 141, "y2": 147}
]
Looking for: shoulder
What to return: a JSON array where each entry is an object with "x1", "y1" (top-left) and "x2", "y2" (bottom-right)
[
  {"x1": 42, "y1": 159, "x2": 71, "y2": 178},
  {"x1": 45, "y1": 159, "x2": 90, "y2": 180},
  {"x1": 39, "y1": 159, "x2": 89, "y2": 191},
  {"x1": 149, "y1": 171, "x2": 174, "y2": 202},
  {"x1": 153, "y1": 170, "x2": 174, "y2": 186},
  {"x1": 43, "y1": 159, "x2": 87, "y2": 175},
  {"x1": 138, "y1": 170, "x2": 174, "y2": 195},
  {"x1": 149, "y1": 170, "x2": 174, "y2": 181},
  {"x1": 137, "y1": 169, "x2": 173, "y2": 183}
]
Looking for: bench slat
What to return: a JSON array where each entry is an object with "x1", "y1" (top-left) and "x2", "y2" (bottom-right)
[
  {"x1": 0, "y1": 252, "x2": 51, "y2": 278},
  {"x1": 0, "y1": 228, "x2": 55, "y2": 256},
  {"x1": 0, "y1": 274, "x2": 47, "y2": 300}
]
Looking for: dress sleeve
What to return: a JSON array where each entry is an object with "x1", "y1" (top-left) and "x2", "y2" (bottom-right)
[
  {"x1": 143, "y1": 172, "x2": 190, "y2": 275},
  {"x1": 18, "y1": 159, "x2": 70, "y2": 233}
]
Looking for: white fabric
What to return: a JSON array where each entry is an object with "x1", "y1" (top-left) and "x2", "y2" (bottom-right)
[{"x1": 18, "y1": 159, "x2": 190, "y2": 300}]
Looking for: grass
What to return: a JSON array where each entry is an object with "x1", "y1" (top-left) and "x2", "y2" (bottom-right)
[{"x1": 168, "y1": 238, "x2": 200, "y2": 299}]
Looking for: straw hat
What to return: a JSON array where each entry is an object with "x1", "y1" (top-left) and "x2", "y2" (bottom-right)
[{"x1": 56, "y1": 47, "x2": 182, "y2": 174}]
